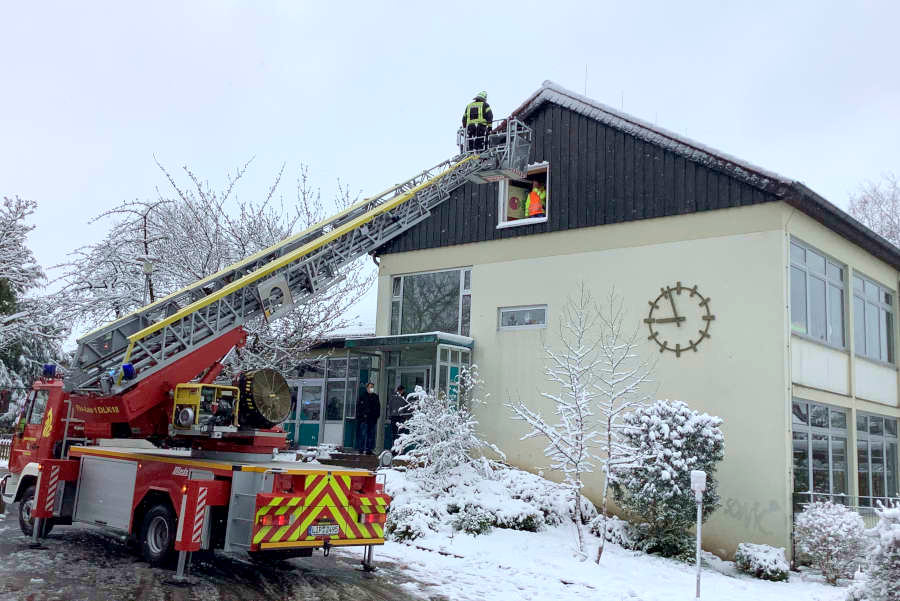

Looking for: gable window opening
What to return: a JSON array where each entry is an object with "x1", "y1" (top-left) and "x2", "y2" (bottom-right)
[
  {"x1": 390, "y1": 268, "x2": 472, "y2": 337},
  {"x1": 498, "y1": 162, "x2": 549, "y2": 228},
  {"x1": 789, "y1": 239, "x2": 845, "y2": 349}
]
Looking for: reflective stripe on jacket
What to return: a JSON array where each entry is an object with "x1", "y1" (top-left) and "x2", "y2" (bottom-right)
[{"x1": 463, "y1": 100, "x2": 492, "y2": 126}]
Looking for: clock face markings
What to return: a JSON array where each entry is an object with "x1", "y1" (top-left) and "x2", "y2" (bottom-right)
[{"x1": 645, "y1": 282, "x2": 715, "y2": 356}]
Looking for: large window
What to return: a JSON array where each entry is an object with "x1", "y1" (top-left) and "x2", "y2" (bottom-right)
[
  {"x1": 790, "y1": 240, "x2": 845, "y2": 347},
  {"x1": 852, "y1": 274, "x2": 895, "y2": 363},
  {"x1": 792, "y1": 399, "x2": 849, "y2": 509},
  {"x1": 390, "y1": 268, "x2": 472, "y2": 336},
  {"x1": 498, "y1": 162, "x2": 549, "y2": 228},
  {"x1": 857, "y1": 412, "x2": 899, "y2": 506}
]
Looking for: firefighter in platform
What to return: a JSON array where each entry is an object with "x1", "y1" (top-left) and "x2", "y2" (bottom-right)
[
  {"x1": 462, "y1": 91, "x2": 493, "y2": 151},
  {"x1": 526, "y1": 179, "x2": 547, "y2": 218}
]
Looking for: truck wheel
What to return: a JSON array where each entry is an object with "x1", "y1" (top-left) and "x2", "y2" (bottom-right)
[
  {"x1": 18, "y1": 485, "x2": 53, "y2": 538},
  {"x1": 140, "y1": 504, "x2": 176, "y2": 566}
]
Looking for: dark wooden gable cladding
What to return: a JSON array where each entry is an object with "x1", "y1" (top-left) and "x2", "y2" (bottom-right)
[{"x1": 377, "y1": 103, "x2": 778, "y2": 255}]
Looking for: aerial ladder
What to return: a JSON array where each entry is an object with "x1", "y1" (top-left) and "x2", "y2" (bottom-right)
[{"x1": 1, "y1": 119, "x2": 533, "y2": 576}]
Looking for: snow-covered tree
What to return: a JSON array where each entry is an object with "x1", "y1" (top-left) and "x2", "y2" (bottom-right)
[
  {"x1": 393, "y1": 365, "x2": 502, "y2": 486},
  {"x1": 54, "y1": 160, "x2": 374, "y2": 373},
  {"x1": 793, "y1": 501, "x2": 866, "y2": 585},
  {"x1": 856, "y1": 502, "x2": 899, "y2": 599},
  {"x1": 610, "y1": 399, "x2": 725, "y2": 558},
  {"x1": 849, "y1": 172, "x2": 900, "y2": 247},
  {"x1": 508, "y1": 285, "x2": 652, "y2": 561}
]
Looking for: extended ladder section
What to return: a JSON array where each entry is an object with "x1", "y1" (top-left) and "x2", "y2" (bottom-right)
[{"x1": 66, "y1": 120, "x2": 533, "y2": 395}]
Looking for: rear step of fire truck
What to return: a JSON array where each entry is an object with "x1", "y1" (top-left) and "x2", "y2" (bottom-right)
[{"x1": 65, "y1": 120, "x2": 532, "y2": 397}]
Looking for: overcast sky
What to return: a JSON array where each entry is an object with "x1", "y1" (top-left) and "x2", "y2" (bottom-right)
[{"x1": 2, "y1": 1, "x2": 898, "y2": 337}]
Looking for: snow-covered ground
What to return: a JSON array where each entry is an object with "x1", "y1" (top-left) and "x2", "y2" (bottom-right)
[{"x1": 372, "y1": 523, "x2": 847, "y2": 601}]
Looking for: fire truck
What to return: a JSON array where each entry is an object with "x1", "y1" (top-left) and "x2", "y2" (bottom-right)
[{"x1": 0, "y1": 120, "x2": 532, "y2": 579}]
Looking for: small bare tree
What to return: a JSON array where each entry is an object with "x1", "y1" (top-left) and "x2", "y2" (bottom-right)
[
  {"x1": 507, "y1": 284, "x2": 652, "y2": 562},
  {"x1": 849, "y1": 172, "x2": 900, "y2": 247}
]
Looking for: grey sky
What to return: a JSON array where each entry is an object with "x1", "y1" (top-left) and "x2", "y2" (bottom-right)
[{"x1": 2, "y1": 1, "x2": 898, "y2": 336}]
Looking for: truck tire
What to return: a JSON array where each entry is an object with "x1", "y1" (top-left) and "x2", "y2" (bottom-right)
[
  {"x1": 18, "y1": 485, "x2": 53, "y2": 538},
  {"x1": 140, "y1": 504, "x2": 176, "y2": 566}
]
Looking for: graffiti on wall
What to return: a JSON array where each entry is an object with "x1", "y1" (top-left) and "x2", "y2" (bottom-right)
[{"x1": 721, "y1": 497, "x2": 782, "y2": 536}]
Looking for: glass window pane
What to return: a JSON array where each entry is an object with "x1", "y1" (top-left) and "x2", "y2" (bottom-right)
[
  {"x1": 451, "y1": 350, "x2": 460, "y2": 363},
  {"x1": 885, "y1": 291, "x2": 893, "y2": 305},
  {"x1": 791, "y1": 267, "x2": 807, "y2": 334},
  {"x1": 500, "y1": 307, "x2": 547, "y2": 328},
  {"x1": 792, "y1": 401, "x2": 808, "y2": 426},
  {"x1": 872, "y1": 443, "x2": 885, "y2": 499},
  {"x1": 344, "y1": 381, "x2": 358, "y2": 419},
  {"x1": 831, "y1": 436, "x2": 847, "y2": 495},
  {"x1": 439, "y1": 365, "x2": 448, "y2": 392},
  {"x1": 886, "y1": 419, "x2": 898, "y2": 438},
  {"x1": 887, "y1": 442, "x2": 897, "y2": 498},
  {"x1": 440, "y1": 348, "x2": 449, "y2": 362},
  {"x1": 299, "y1": 386, "x2": 322, "y2": 422},
  {"x1": 880, "y1": 309, "x2": 890, "y2": 362},
  {"x1": 327, "y1": 359, "x2": 347, "y2": 379},
  {"x1": 866, "y1": 280, "x2": 880, "y2": 301},
  {"x1": 858, "y1": 439, "x2": 870, "y2": 501},
  {"x1": 325, "y1": 381, "x2": 345, "y2": 421},
  {"x1": 392, "y1": 276, "x2": 401, "y2": 297},
  {"x1": 793, "y1": 432, "x2": 810, "y2": 493},
  {"x1": 871, "y1": 416, "x2": 884, "y2": 437},
  {"x1": 790, "y1": 242, "x2": 805, "y2": 265},
  {"x1": 807, "y1": 250, "x2": 826, "y2": 275},
  {"x1": 828, "y1": 284, "x2": 844, "y2": 347},
  {"x1": 886, "y1": 311, "x2": 894, "y2": 364},
  {"x1": 390, "y1": 300, "x2": 400, "y2": 335},
  {"x1": 826, "y1": 262, "x2": 843, "y2": 282},
  {"x1": 810, "y1": 404, "x2": 828, "y2": 428},
  {"x1": 463, "y1": 269, "x2": 471, "y2": 291},
  {"x1": 28, "y1": 391, "x2": 49, "y2": 425},
  {"x1": 867, "y1": 302, "x2": 880, "y2": 359},
  {"x1": 854, "y1": 296, "x2": 867, "y2": 354},
  {"x1": 857, "y1": 414, "x2": 869, "y2": 438},
  {"x1": 461, "y1": 295, "x2": 471, "y2": 337},
  {"x1": 809, "y1": 277, "x2": 827, "y2": 341},
  {"x1": 461, "y1": 351, "x2": 470, "y2": 365},
  {"x1": 853, "y1": 275, "x2": 864, "y2": 293},
  {"x1": 830, "y1": 409, "x2": 847, "y2": 430},
  {"x1": 401, "y1": 270, "x2": 461, "y2": 334},
  {"x1": 812, "y1": 434, "x2": 829, "y2": 493}
]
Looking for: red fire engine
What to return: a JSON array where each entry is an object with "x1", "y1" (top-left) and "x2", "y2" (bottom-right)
[{"x1": 0, "y1": 120, "x2": 533, "y2": 579}]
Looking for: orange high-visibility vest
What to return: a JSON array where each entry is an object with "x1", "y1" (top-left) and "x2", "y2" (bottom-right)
[{"x1": 527, "y1": 187, "x2": 546, "y2": 216}]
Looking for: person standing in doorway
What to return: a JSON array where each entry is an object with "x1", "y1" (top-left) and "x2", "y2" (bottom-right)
[
  {"x1": 462, "y1": 91, "x2": 493, "y2": 152},
  {"x1": 355, "y1": 384, "x2": 370, "y2": 454},
  {"x1": 358, "y1": 382, "x2": 380, "y2": 455}
]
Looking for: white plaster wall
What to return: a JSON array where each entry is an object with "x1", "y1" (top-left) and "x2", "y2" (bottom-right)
[{"x1": 855, "y1": 358, "x2": 899, "y2": 406}]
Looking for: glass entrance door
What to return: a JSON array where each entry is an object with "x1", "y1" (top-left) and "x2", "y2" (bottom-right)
[
  {"x1": 397, "y1": 367, "x2": 430, "y2": 394},
  {"x1": 297, "y1": 381, "x2": 323, "y2": 447}
]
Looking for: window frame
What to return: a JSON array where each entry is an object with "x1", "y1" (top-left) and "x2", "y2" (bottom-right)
[
  {"x1": 497, "y1": 162, "x2": 550, "y2": 229},
  {"x1": 390, "y1": 267, "x2": 472, "y2": 336},
  {"x1": 791, "y1": 398, "x2": 850, "y2": 508},
  {"x1": 789, "y1": 238, "x2": 846, "y2": 350},
  {"x1": 497, "y1": 304, "x2": 549, "y2": 331},
  {"x1": 852, "y1": 272, "x2": 896, "y2": 365},
  {"x1": 856, "y1": 411, "x2": 899, "y2": 506}
]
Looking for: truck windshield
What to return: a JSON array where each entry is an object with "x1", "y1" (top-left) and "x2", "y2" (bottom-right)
[{"x1": 28, "y1": 390, "x2": 49, "y2": 425}]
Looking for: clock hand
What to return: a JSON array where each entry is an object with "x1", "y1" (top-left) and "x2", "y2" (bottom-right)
[
  {"x1": 666, "y1": 289, "x2": 682, "y2": 327},
  {"x1": 654, "y1": 316, "x2": 686, "y2": 324}
]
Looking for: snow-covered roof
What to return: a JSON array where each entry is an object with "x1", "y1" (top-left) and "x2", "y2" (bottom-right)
[{"x1": 512, "y1": 80, "x2": 791, "y2": 195}]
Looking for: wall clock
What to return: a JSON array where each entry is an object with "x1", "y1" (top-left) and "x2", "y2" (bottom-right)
[{"x1": 644, "y1": 282, "x2": 715, "y2": 357}]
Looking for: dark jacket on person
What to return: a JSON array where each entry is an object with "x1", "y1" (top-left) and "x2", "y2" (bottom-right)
[{"x1": 356, "y1": 388, "x2": 381, "y2": 425}]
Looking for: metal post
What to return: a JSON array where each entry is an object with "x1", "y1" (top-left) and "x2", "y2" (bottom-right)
[
  {"x1": 695, "y1": 499, "x2": 702, "y2": 599},
  {"x1": 30, "y1": 517, "x2": 42, "y2": 547},
  {"x1": 362, "y1": 544, "x2": 376, "y2": 572},
  {"x1": 175, "y1": 550, "x2": 188, "y2": 581}
]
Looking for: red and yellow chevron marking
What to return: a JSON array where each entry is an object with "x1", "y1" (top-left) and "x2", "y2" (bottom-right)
[{"x1": 251, "y1": 474, "x2": 391, "y2": 548}]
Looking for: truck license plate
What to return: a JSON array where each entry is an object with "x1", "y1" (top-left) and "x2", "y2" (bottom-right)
[{"x1": 309, "y1": 524, "x2": 340, "y2": 537}]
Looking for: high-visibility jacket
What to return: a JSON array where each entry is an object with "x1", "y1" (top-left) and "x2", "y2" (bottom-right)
[
  {"x1": 527, "y1": 186, "x2": 546, "y2": 216},
  {"x1": 463, "y1": 100, "x2": 493, "y2": 127}
]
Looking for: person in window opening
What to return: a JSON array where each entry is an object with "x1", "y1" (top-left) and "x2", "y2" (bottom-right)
[
  {"x1": 462, "y1": 91, "x2": 493, "y2": 152},
  {"x1": 355, "y1": 382, "x2": 381, "y2": 455},
  {"x1": 388, "y1": 385, "x2": 409, "y2": 444},
  {"x1": 526, "y1": 179, "x2": 546, "y2": 218}
]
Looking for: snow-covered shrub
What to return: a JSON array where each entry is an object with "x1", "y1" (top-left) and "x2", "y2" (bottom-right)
[
  {"x1": 855, "y1": 502, "x2": 900, "y2": 600},
  {"x1": 393, "y1": 366, "x2": 503, "y2": 486},
  {"x1": 498, "y1": 467, "x2": 597, "y2": 527},
  {"x1": 734, "y1": 543, "x2": 789, "y2": 582},
  {"x1": 451, "y1": 504, "x2": 494, "y2": 537},
  {"x1": 385, "y1": 502, "x2": 440, "y2": 542},
  {"x1": 590, "y1": 515, "x2": 641, "y2": 550},
  {"x1": 794, "y1": 501, "x2": 866, "y2": 585},
  {"x1": 610, "y1": 399, "x2": 724, "y2": 559}
]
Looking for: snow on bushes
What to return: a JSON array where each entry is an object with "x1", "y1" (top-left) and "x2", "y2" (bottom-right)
[
  {"x1": 610, "y1": 399, "x2": 724, "y2": 559},
  {"x1": 589, "y1": 515, "x2": 642, "y2": 551},
  {"x1": 854, "y1": 502, "x2": 900, "y2": 601},
  {"x1": 734, "y1": 543, "x2": 789, "y2": 582},
  {"x1": 794, "y1": 501, "x2": 866, "y2": 585},
  {"x1": 383, "y1": 464, "x2": 597, "y2": 542}
]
